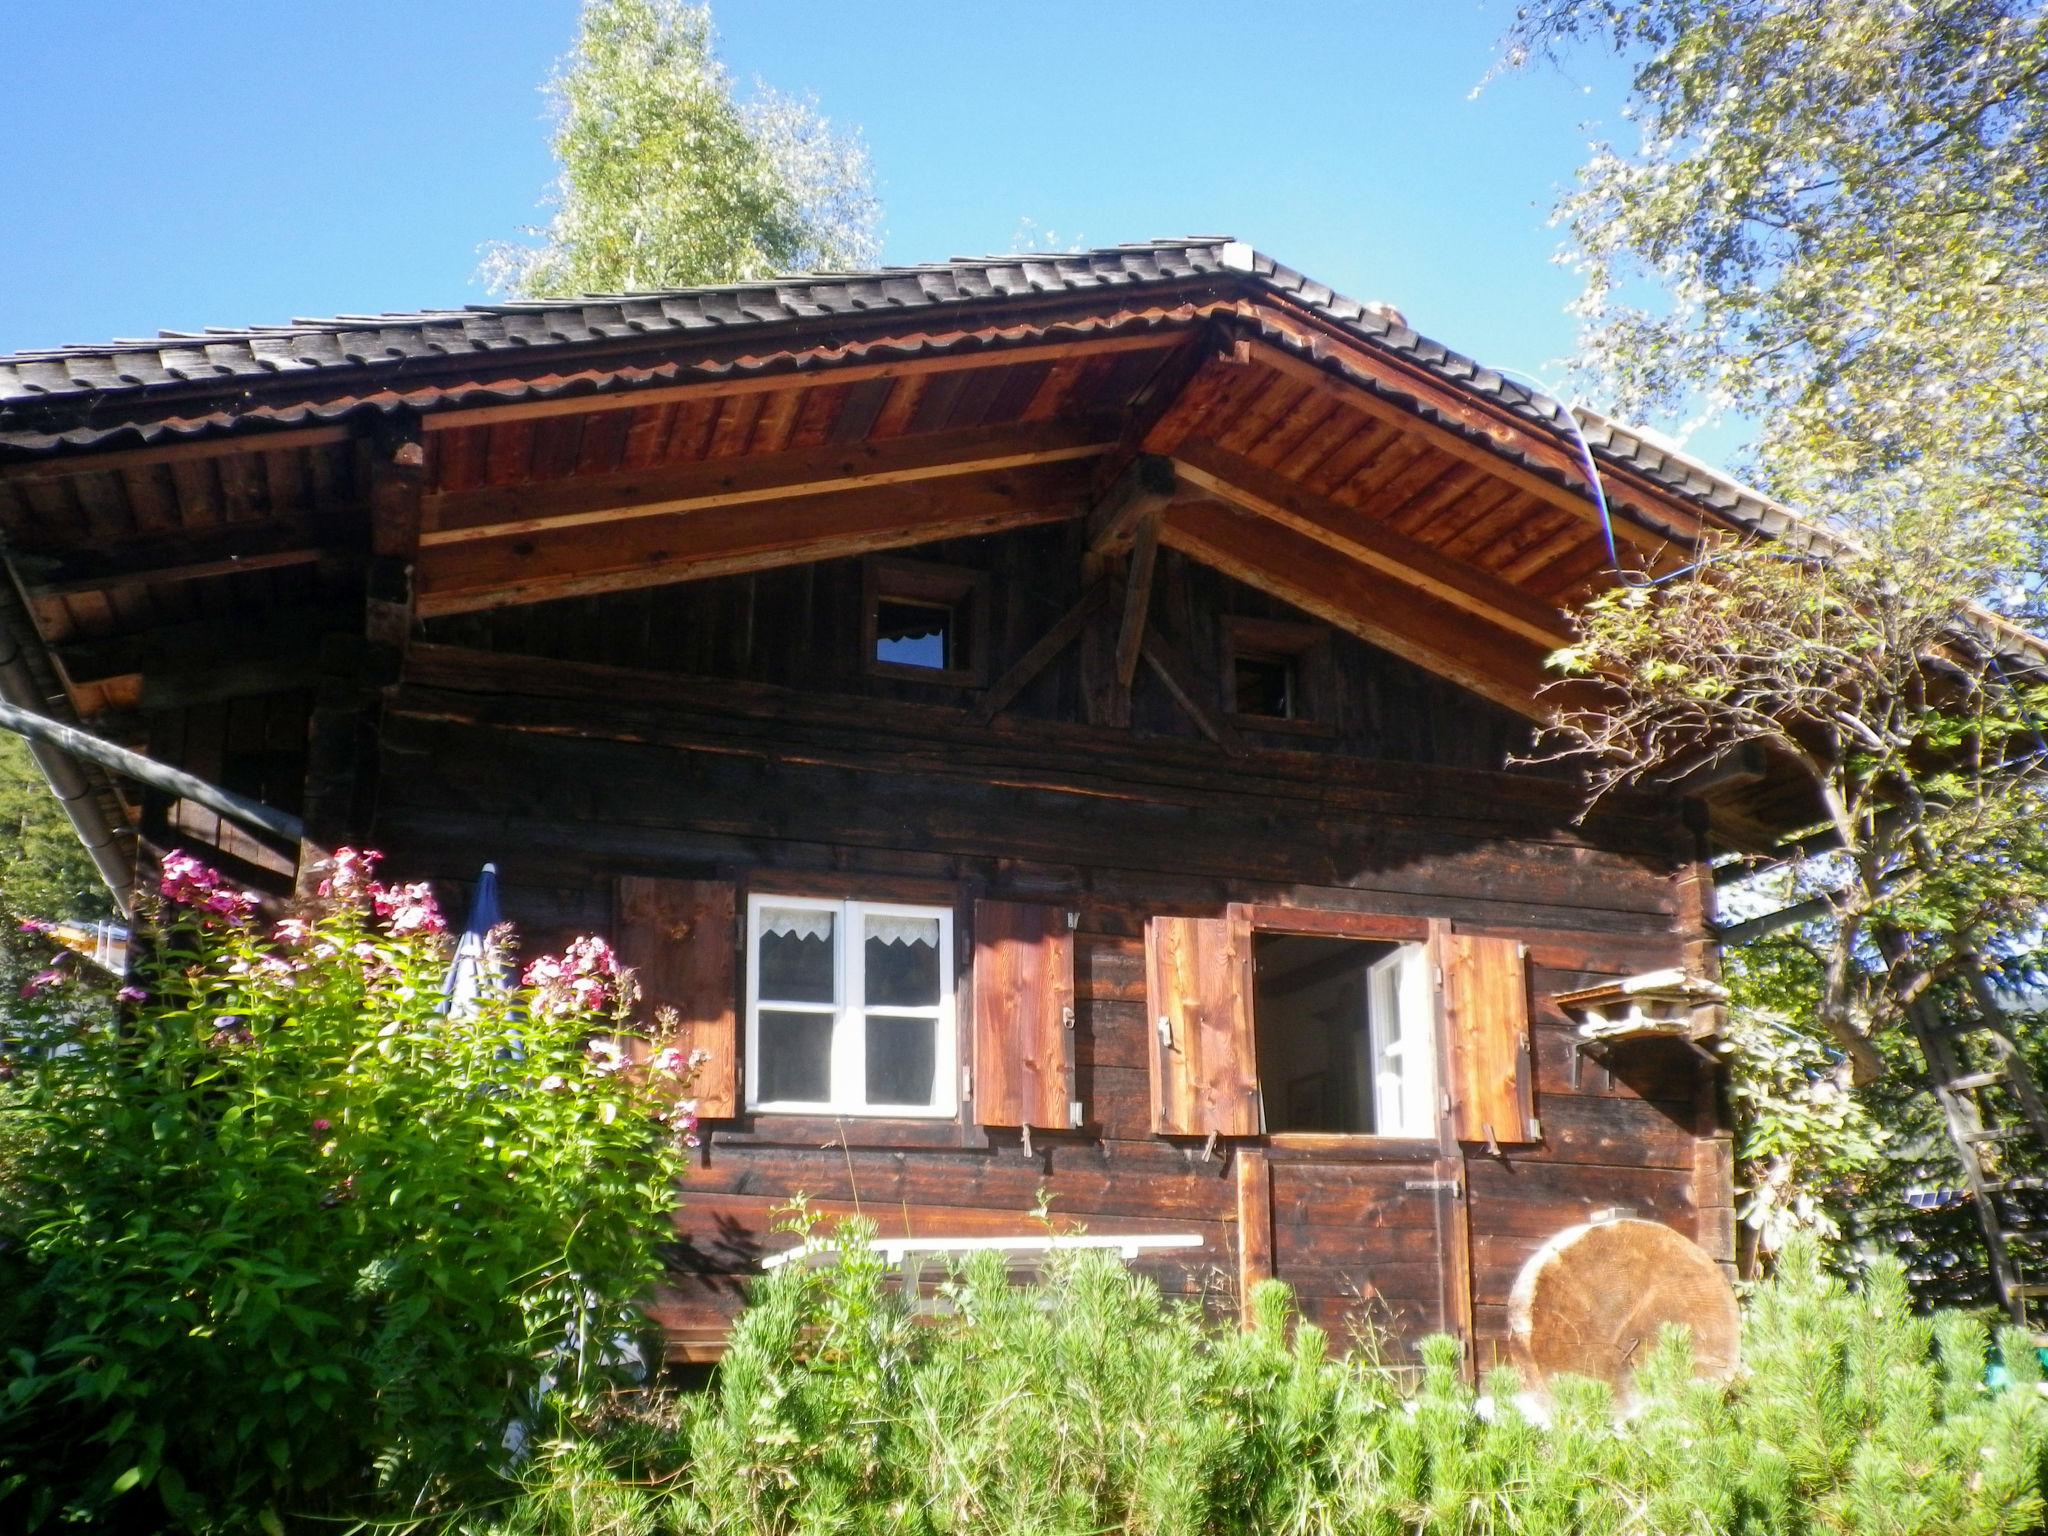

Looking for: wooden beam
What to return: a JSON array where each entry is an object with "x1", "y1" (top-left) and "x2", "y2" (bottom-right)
[
  {"x1": 1084, "y1": 454, "x2": 1177, "y2": 558},
  {"x1": 1114, "y1": 512, "x2": 1162, "y2": 689},
  {"x1": 1140, "y1": 629, "x2": 1243, "y2": 754},
  {"x1": 975, "y1": 580, "x2": 1113, "y2": 724},
  {"x1": 420, "y1": 420, "x2": 1114, "y2": 545},
  {"x1": 52, "y1": 604, "x2": 363, "y2": 687},
  {"x1": 1169, "y1": 441, "x2": 1572, "y2": 650},
  {"x1": 415, "y1": 457, "x2": 1095, "y2": 617},
  {"x1": 1240, "y1": 338, "x2": 1701, "y2": 558},
  {"x1": 367, "y1": 422, "x2": 425, "y2": 657},
  {"x1": 416, "y1": 328, "x2": 1190, "y2": 435},
  {"x1": 0, "y1": 425, "x2": 353, "y2": 485},
  {"x1": 1160, "y1": 499, "x2": 1552, "y2": 720},
  {"x1": 13, "y1": 516, "x2": 366, "y2": 596},
  {"x1": 1236, "y1": 1146, "x2": 1273, "y2": 1325}
]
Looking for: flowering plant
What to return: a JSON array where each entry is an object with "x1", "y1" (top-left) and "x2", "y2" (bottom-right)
[{"x1": 0, "y1": 849, "x2": 691, "y2": 1530}]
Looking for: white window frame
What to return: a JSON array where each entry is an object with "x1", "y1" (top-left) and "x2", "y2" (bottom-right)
[
  {"x1": 745, "y1": 893, "x2": 957, "y2": 1117},
  {"x1": 1367, "y1": 944, "x2": 1437, "y2": 1138}
]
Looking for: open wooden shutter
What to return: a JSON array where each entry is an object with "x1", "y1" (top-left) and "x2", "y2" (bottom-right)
[
  {"x1": 1435, "y1": 924, "x2": 1537, "y2": 1146},
  {"x1": 972, "y1": 900, "x2": 1076, "y2": 1129},
  {"x1": 615, "y1": 876, "x2": 738, "y2": 1118},
  {"x1": 1145, "y1": 913, "x2": 1259, "y2": 1137}
]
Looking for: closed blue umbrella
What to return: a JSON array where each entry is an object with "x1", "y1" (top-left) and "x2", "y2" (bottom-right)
[{"x1": 441, "y1": 863, "x2": 504, "y2": 1017}]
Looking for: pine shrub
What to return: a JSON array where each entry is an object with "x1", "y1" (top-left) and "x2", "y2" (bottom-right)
[{"x1": 482, "y1": 1228, "x2": 2048, "y2": 1536}]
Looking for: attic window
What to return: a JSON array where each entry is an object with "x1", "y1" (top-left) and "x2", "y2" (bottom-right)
[
  {"x1": 1224, "y1": 617, "x2": 1331, "y2": 728},
  {"x1": 864, "y1": 557, "x2": 989, "y2": 687}
]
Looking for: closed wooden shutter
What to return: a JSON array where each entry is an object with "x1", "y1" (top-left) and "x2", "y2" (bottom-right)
[
  {"x1": 1435, "y1": 925, "x2": 1536, "y2": 1145},
  {"x1": 972, "y1": 900, "x2": 1076, "y2": 1129},
  {"x1": 615, "y1": 876, "x2": 738, "y2": 1118},
  {"x1": 1145, "y1": 913, "x2": 1259, "y2": 1137}
]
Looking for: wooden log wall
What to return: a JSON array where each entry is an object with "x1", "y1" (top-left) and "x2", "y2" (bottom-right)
[{"x1": 368, "y1": 520, "x2": 1729, "y2": 1366}]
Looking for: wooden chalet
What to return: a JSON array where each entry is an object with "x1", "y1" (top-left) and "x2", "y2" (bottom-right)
[{"x1": 0, "y1": 238, "x2": 1826, "y2": 1367}]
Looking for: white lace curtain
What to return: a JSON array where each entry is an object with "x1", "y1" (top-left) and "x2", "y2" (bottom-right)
[{"x1": 760, "y1": 908, "x2": 938, "y2": 948}]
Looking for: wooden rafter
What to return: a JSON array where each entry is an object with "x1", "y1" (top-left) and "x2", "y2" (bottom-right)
[
  {"x1": 415, "y1": 457, "x2": 1096, "y2": 616},
  {"x1": 1115, "y1": 512, "x2": 1162, "y2": 689},
  {"x1": 1084, "y1": 453, "x2": 1179, "y2": 559},
  {"x1": 1160, "y1": 498, "x2": 1552, "y2": 720},
  {"x1": 421, "y1": 420, "x2": 1116, "y2": 545},
  {"x1": 1168, "y1": 442, "x2": 1571, "y2": 651},
  {"x1": 1239, "y1": 335, "x2": 1706, "y2": 559}
]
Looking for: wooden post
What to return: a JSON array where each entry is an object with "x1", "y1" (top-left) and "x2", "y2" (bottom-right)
[
  {"x1": 296, "y1": 418, "x2": 422, "y2": 892},
  {"x1": 1235, "y1": 1145, "x2": 1273, "y2": 1325}
]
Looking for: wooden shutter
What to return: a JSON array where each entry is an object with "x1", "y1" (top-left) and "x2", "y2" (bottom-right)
[
  {"x1": 615, "y1": 876, "x2": 738, "y2": 1118},
  {"x1": 1435, "y1": 925, "x2": 1537, "y2": 1145},
  {"x1": 1145, "y1": 913, "x2": 1259, "y2": 1137},
  {"x1": 972, "y1": 900, "x2": 1076, "y2": 1129}
]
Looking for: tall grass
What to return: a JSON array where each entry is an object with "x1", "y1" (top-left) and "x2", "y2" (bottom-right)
[{"x1": 467, "y1": 1225, "x2": 2048, "y2": 1536}]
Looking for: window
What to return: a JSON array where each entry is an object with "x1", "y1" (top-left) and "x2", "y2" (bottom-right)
[
  {"x1": 864, "y1": 557, "x2": 990, "y2": 686},
  {"x1": 1250, "y1": 933, "x2": 1435, "y2": 1137},
  {"x1": 746, "y1": 894, "x2": 957, "y2": 1116},
  {"x1": 1223, "y1": 617, "x2": 1331, "y2": 727}
]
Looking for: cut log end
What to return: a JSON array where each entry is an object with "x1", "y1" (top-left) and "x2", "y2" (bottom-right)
[{"x1": 1507, "y1": 1217, "x2": 1739, "y2": 1394}]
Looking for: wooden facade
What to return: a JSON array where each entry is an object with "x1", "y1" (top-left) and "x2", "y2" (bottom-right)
[{"x1": 0, "y1": 241, "x2": 1781, "y2": 1369}]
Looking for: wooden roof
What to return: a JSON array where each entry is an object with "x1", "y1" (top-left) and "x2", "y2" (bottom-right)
[{"x1": 0, "y1": 239, "x2": 1868, "y2": 855}]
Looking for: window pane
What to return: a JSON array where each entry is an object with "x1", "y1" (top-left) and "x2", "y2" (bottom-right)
[
  {"x1": 876, "y1": 598, "x2": 953, "y2": 669},
  {"x1": 758, "y1": 907, "x2": 835, "y2": 1003},
  {"x1": 1234, "y1": 654, "x2": 1296, "y2": 718},
  {"x1": 865, "y1": 1014, "x2": 937, "y2": 1106},
  {"x1": 757, "y1": 1010, "x2": 833, "y2": 1102},
  {"x1": 865, "y1": 915, "x2": 941, "y2": 1006}
]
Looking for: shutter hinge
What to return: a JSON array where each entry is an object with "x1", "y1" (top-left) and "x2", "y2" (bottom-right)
[
  {"x1": 1062, "y1": 1004, "x2": 1076, "y2": 1029},
  {"x1": 1069, "y1": 1098, "x2": 1084, "y2": 1128},
  {"x1": 1156, "y1": 1014, "x2": 1172, "y2": 1048},
  {"x1": 962, "y1": 1065, "x2": 972, "y2": 1100},
  {"x1": 1065, "y1": 910, "x2": 1080, "y2": 929}
]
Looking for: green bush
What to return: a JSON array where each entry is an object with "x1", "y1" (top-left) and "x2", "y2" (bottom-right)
[
  {"x1": 480, "y1": 1225, "x2": 2048, "y2": 1536},
  {"x1": 0, "y1": 849, "x2": 692, "y2": 1531}
]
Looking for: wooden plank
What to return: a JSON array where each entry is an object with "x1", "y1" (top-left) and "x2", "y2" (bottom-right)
[
  {"x1": 415, "y1": 458, "x2": 1095, "y2": 615},
  {"x1": 419, "y1": 330, "x2": 1190, "y2": 433},
  {"x1": 1241, "y1": 339, "x2": 1702, "y2": 555},
  {"x1": 975, "y1": 579, "x2": 1113, "y2": 723},
  {"x1": 1436, "y1": 925, "x2": 1537, "y2": 1146},
  {"x1": 1139, "y1": 629, "x2": 1242, "y2": 753},
  {"x1": 972, "y1": 900, "x2": 1078, "y2": 1130},
  {"x1": 1170, "y1": 442, "x2": 1569, "y2": 649},
  {"x1": 616, "y1": 876, "x2": 739, "y2": 1117},
  {"x1": 1160, "y1": 499, "x2": 1553, "y2": 721},
  {"x1": 366, "y1": 424, "x2": 425, "y2": 654},
  {"x1": 421, "y1": 420, "x2": 1115, "y2": 544},
  {"x1": 1236, "y1": 1145, "x2": 1274, "y2": 1322},
  {"x1": 1146, "y1": 913, "x2": 1259, "y2": 1137},
  {"x1": 0, "y1": 426, "x2": 353, "y2": 485},
  {"x1": 1114, "y1": 512, "x2": 1161, "y2": 689},
  {"x1": 1084, "y1": 453, "x2": 1178, "y2": 558}
]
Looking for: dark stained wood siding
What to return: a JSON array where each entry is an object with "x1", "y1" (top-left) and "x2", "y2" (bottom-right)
[{"x1": 369, "y1": 573, "x2": 1724, "y2": 1366}]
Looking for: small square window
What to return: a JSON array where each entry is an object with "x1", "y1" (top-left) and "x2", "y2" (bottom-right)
[
  {"x1": 745, "y1": 894, "x2": 958, "y2": 1117},
  {"x1": 1223, "y1": 617, "x2": 1332, "y2": 730},
  {"x1": 1251, "y1": 933, "x2": 1434, "y2": 1137},
  {"x1": 865, "y1": 558, "x2": 990, "y2": 686},
  {"x1": 1233, "y1": 652, "x2": 1299, "y2": 720}
]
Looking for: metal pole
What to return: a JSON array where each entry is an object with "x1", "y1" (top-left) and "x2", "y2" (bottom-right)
[{"x1": 0, "y1": 698, "x2": 304, "y2": 847}]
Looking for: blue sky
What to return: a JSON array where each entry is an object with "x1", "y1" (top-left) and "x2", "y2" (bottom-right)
[{"x1": 1, "y1": 2, "x2": 1720, "y2": 451}]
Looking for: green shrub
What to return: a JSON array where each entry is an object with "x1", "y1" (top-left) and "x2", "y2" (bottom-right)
[
  {"x1": 0, "y1": 849, "x2": 692, "y2": 1531},
  {"x1": 481, "y1": 1227, "x2": 2048, "y2": 1536}
]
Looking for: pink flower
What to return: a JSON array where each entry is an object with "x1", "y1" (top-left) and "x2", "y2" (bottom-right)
[
  {"x1": 312, "y1": 1118, "x2": 331, "y2": 1133},
  {"x1": 651, "y1": 1046, "x2": 687, "y2": 1077},
  {"x1": 115, "y1": 985, "x2": 147, "y2": 1004},
  {"x1": 371, "y1": 881, "x2": 445, "y2": 937},
  {"x1": 19, "y1": 968, "x2": 65, "y2": 999},
  {"x1": 586, "y1": 1040, "x2": 626, "y2": 1076},
  {"x1": 538, "y1": 1074, "x2": 567, "y2": 1093},
  {"x1": 272, "y1": 918, "x2": 312, "y2": 946},
  {"x1": 157, "y1": 850, "x2": 252, "y2": 921},
  {"x1": 16, "y1": 918, "x2": 50, "y2": 935},
  {"x1": 317, "y1": 847, "x2": 382, "y2": 902}
]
